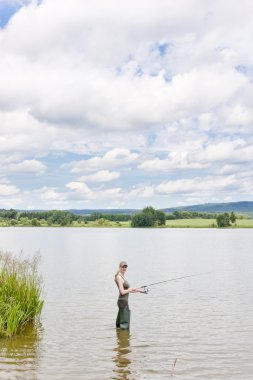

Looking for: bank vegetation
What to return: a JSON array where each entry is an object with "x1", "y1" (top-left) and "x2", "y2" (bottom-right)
[
  {"x1": 0, "y1": 252, "x2": 44, "y2": 337},
  {"x1": 0, "y1": 208, "x2": 252, "y2": 228}
]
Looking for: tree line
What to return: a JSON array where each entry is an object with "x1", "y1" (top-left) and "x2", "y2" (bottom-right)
[
  {"x1": 0, "y1": 209, "x2": 81, "y2": 226},
  {"x1": 0, "y1": 209, "x2": 133, "y2": 226},
  {"x1": 0, "y1": 208, "x2": 242, "y2": 228},
  {"x1": 166, "y1": 210, "x2": 218, "y2": 219}
]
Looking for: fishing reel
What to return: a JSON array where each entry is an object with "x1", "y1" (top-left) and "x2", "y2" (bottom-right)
[{"x1": 139, "y1": 286, "x2": 149, "y2": 294}]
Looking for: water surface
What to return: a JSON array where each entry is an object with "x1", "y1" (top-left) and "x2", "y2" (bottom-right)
[{"x1": 0, "y1": 228, "x2": 253, "y2": 379}]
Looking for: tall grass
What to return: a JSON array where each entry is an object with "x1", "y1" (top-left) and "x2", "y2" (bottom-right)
[{"x1": 0, "y1": 252, "x2": 44, "y2": 337}]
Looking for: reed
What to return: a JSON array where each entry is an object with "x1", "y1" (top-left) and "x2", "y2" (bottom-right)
[{"x1": 0, "y1": 251, "x2": 44, "y2": 337}]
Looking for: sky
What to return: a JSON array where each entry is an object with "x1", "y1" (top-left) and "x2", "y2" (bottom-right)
[{"x1": 0, "y1": 0, "x2": 253, "y2": 210}]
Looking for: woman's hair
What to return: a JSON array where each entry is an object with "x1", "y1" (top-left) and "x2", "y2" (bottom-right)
[{"x1": 114, "y1": 269, "x2": 121, "y2": 281}]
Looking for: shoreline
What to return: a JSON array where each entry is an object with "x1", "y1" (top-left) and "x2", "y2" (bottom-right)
[{"x1": 1, "y1": 219, "x2": 253, "y2": 229}]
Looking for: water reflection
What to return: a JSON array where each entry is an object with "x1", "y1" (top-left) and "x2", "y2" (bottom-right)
[
  {"x1": 112, "y1": 329, "x2": 132, "y2": 380},
  {"x1": 0, "y1": 323, "x2": 42, "y2": 379}
]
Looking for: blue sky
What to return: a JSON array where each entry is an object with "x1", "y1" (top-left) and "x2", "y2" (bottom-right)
[
  {"x1": 0, "y1": 0, "x2": 253, "y2": 210},
  {"x1": 0, "y1": 2, "x2": 19, "y2": 27}
]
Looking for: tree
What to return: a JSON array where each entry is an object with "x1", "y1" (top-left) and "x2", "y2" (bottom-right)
[
  {"x1": 142, "y1": 206, "x2": 156, "y2": 225},
  {"x1": 131, "y1": 206, "x2": 166, "y2": 227},
  {"x1": 1, "y1": 209, "x2": 17, "y2": 220},
  {"x1": 155, "y1": 210, "x2": 166, "y2": 226},
  {"x1": 216, "y1": 212, "x2": 237, "y2": 228},
  {"x1": 166, "y1": 213, "x2": 176, "y2": 220},
  {"x1": 131, "y1": 213, "x2": 154, "y2": 227},
  {"x1": 230, "y1": 211, "x2": 237, "y2": 224},
  {"x1": 216, "y1": 213, "x2": 231, "y2": 228}
]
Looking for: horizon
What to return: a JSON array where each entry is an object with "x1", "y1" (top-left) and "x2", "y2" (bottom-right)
[
  {"x1": 2, "y1": 199, "x2": 253, "y2": 212},
  {"x1": 1, "y1": 1, "x2": 253, "y2": 209}
]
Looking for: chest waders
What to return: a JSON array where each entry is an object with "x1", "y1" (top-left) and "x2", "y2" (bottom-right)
[{"x1": 115, "y1": 278, "x2": 130, "y2": 330}]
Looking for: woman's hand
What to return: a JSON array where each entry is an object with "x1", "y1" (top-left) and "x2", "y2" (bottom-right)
[{"x1": 130, "y1": 287, "x2": 140, "y2": 293}]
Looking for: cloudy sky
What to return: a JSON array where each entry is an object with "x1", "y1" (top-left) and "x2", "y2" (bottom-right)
[{"x1": 0, "y1": 0, "x2": 253, "y2": 210}]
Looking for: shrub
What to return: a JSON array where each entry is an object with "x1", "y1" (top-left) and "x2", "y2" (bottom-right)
[
  {"x1": 0, "y1": 252, "x2": 44, "y2": 337},
  {"x1": 31, "y1": 218, "x2": 40, "y2": 226},
  {"x1": 216, "y1": 212, "x2": 237, "y2": 228},
  {"x1": 216, "y1": 213, "x2": 231, "y2": 228},
  {"x1": 131, "y1": 206, "x2": 166, "y2": 227}
]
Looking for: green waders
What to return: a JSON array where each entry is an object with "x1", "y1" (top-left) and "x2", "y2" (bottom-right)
[
  {"x1": 115, "y1": 278, "x2": 131, "y2": 329},
  {"x1": 116, "y1": 305, "x2": 131, "y2": 330}
]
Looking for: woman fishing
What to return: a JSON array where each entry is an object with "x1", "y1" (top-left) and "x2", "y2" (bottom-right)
[{"x1": 115, "y1": 261, "x2": 139, "y2": 330}]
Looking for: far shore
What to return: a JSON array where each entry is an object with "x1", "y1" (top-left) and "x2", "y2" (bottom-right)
[{"x1": 1, "y1": 218, "x2": 253, "y2": 228}]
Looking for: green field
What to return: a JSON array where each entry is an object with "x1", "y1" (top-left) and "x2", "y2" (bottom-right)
[
  {"x1": 165, "y1": 218, "x2": 253, "y2": 228},
  {"x1": 166, "y1": 218, "x2": 216, "y2": 228},
  {"x1": 232, "y1": 219, "x2": 253, "y2": 228},
  {"x1": 1, "y1": 218, "x2": 253, "y2": 228}
]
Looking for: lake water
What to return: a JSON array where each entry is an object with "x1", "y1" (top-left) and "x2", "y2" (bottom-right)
[{"x1": 0, "y1": 227, "x2": 253, "y2": 380}]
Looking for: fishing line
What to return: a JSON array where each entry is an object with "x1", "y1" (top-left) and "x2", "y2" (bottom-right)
[{"x1": 139, "y1": 272, "x2": 210, "y2": 294}]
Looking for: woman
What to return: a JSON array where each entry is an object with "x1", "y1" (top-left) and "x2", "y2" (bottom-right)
[{"x1": 115, "y1": 261, "x2": 139, "y2": 330}]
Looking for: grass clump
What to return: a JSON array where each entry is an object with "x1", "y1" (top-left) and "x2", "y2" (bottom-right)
[{"x1": 0, "y1": 252, "x2": 44, "y2": 337}]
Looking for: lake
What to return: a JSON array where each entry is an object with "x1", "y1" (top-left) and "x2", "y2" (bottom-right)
[{"x1": 0, "y1": 228, "x2": 253, "y2": 379}]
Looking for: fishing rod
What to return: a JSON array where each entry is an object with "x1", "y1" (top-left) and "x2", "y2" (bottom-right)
[{"x1": 138, "y1": 272, "x2": 210, "y2": 294}]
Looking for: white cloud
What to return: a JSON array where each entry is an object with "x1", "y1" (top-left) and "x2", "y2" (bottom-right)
[
  {"x1": 0, "y1": 110, "x2": 58, "y2": 155},
  {"x1": 102, "y1": 148, "x2": 138, "y2": 164},
  {"x1": 66, "y1": 181, "x2": 91, "y2": 195},
  {"x1": 156, "y1": 175, "x2": 238, "y2": 195},
  {"x1": 65, "y1": 181, "x2": 123, "y2": 201},
  {"x1": 225, "y1": 104, "x2": 253, "y2": 126},
  {"x1": 95, "y1": 187, "x2": 123, "y2": 201},
  {"x1": 0, "y1": 179, "x2": 20, "y2": 196},
  {"x1": 139, "y1": 138, "x2": 253, "y2": 175},
  {"x1": 128, "y1": 185, "x2": 155, "y2": 199},
  {"x1": 139, "y1": 152, "x2": 207, "y2": 172},
  {"x1": 78, "y1": 170, "x2": 120, "y2": 183},
  {"x1": 215, "y1": 164, "x2": 241, "y2": 176},
  {"x1": 1, "y1": 0, "x2": 253, "y2": 208},
  {"x1": 0, "y1": 196, "x2": 22, "y2": 208},
  {"x1": 0, "y1": 0, "x2": 248, "y2": 134},
  {"x1": 3, "y1": 168, "x2": 251, "y2": 210},
  {"x1": 64, "y1": 148, "x2": 138, "y2": 173},
  {"x1": 194, "y1": 139, "x2": 253, "y2": 164},
  {"x1": 5, "y1": 159, "x2": 46, "y2": 174},
  {"x1": 36, "y1": 187, "x2": 68, "y2": 208}
]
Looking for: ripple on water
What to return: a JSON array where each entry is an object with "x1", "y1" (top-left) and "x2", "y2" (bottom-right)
[{"x1": 0, "y1": 324, "x2": 41, "y2": 379}]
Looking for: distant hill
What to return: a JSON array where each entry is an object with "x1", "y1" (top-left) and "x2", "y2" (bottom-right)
[
  {"x1": 69, "y1": 202, "x2": 253, "y2": 215},
  {"x1": 162, "y1": 201, "x2": 253, "y2": 215},
  {"x1": 17, "y1": 201, "x2": 253, "y2": 217},
  {"x1": 67, "y1": 209, "x2": 138, "y2": 215},
  {"x1": 17, "y1": 208, "x2": 139, "y2": 215}
]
